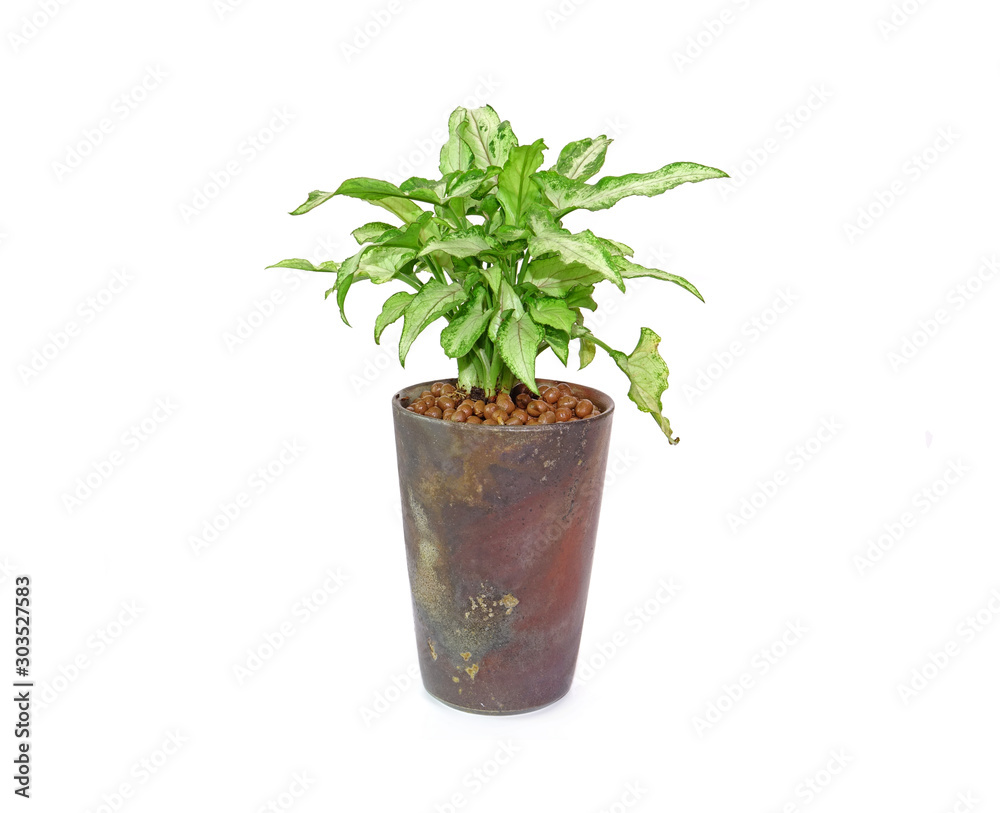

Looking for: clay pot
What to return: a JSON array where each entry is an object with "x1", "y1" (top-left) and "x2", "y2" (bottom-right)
[{"x1": 391, "y1": 378, "x2": 615, "y2": 714}]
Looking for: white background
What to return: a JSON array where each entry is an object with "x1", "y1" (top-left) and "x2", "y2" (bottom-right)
[{"x1": 3, "y1": 0, "x2": 999, "y2": 810}]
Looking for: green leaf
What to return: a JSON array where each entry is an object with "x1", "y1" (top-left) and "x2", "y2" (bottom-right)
[
  {"x1": 533, "y1": 161, "x2": 729, "y2": 214},
  {"x1": 398, "y1": 281, "x2": 465, "y2": 366},
  {"x1": 527, "y1": 296, "x2": 577, "y2": 336},
  {"x1": 374, "y1": 291, "x2": 414, "y2": 344},
  {"x1": 333, "y1": 177, "x2": 426, "y2": 223},
  {"x1": 543, "y1": 326, "x2": 570, "y2": 366},
  {"x1": 479, "y1": 264, "x2": 503, "y2": 296},
  {"x1": 521, "y1": 257, "x2": 605, "y2": 297},
  {"x1": 399, "y1": 176, "x2": 445, "y2": 205},
  {"x1": 334, "y1": 250, "x2": 364, "y2": 326},
  {"x1": 564, "y1": 285, "x2": 597, "y2": 311},
  {"x1": 419, "y1": 227, "x2": 498, "y2": 260},
  {"x1": 599, "y1": 237, "x2": 634, "y2": 257},
  {"x1": 528, "y1": 228, "x2": 625, "y2": 291},
  {"x1": 351, "y1": 222, "x2": 395, "y2": 245},
  {"x1": 459, "y1": 106, "x2": 504, "y2": 170},
  {"x1": 524, "y1": 204, "x2": 561, "y2": 236},
  {"x1": 491, "y1": 121, "x2": 519, "y2": 170},
  {"x1": 587, "y1": 326, "x2": 680, "y2": 444},
  {"x1": 373, "y1": 211, "x2": 436, "y2": 250},
  {"x1": 553, "y1": 135, "x2": 612, "y2": 181},
  {"x1": 614, "y1": 257, "x2": 704, "y2": 301},
  {"x1": 290, "y1": 190, "x2": 335, "y2": 215},
  {"x1": 371, "y1": 196, "x2": 426, "y2": 224},
  {"x1": 266, "y1": 258, "x2": 337, "y2": 272},
  {"x1": 487, "y1": 278, "x2": 524, "y2": 341},
  {"x1": 477, "y1": 195, "x2": 501, "y2": 223},
  {"x1": 457, "y1": 354, "x2": 478, "y2": 391},
  {"x1": 494, "y1": 225, "x2": 530, "y2": 243},
  {"x1": 496, "y1": 310, "x2": 542, "y2": 394},
  {"x1": 578, "y1": 336, "x2": 596, "y2": 370},
  {"x1": 440, "y1": 108, "x2": 474, "y2": 175},
  {"x1": 496, "y1": 139, "x2": 547, "y2": 227},
  {"x1": 440, "y1": 286, "x2": 492, "y2": 359},
  {"x1": 357, "y1": 246, "x2": 417, "y2": 283},
  {"x1": 445, "y1": 167, "x2": 490, "y2": 199}
]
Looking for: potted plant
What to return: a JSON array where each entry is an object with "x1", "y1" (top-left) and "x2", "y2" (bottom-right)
[{"x1": 269, "y1": 105, "x2": 726, "y2": 714}]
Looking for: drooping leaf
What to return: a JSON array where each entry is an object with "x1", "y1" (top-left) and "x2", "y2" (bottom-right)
[
  {"x1": 419, "y1": 227, "x2": 498, "y2": 260},
  {"x1": 496, "y1": 310, "x2": 542, "y2": 394},
  {"x1": 528, "y1": 228, "x2": 625, "y2": 291},
  {"x1": 496, "y1": 139, "x2": 547, "y2": 227},
  {"x1": 440, "y1": 107, "x2": 474, "y2": 175},
  {"x1": 334, "y1": 250, "x2": 364, "y2": 326},
  {"x1": 578, "y1": 336, "x2": 596, "y2": 370},
  {"x1": 351, "y1": 222, "x2": 395, "y2": 245},
  {"x1": 487, "y1": 279, "x2": 524, "y2": 341},
  {"x1": 440, "y1": 286, "x2": 492, "y2": 359},
  {"x1": 564, "y1": 285, "x2": 597, "y2": 311},
  {"x1": 533, "y1": 161, "x2": 729, "y2": 214},
  {"x1": 585, "y1": 326, "x2": 680, "y2": 444},
  {"x1": 614, "y1": 257, "x2": 704, "y2": 301},
  {"x1": 543, "y1": 326, "x2": 570, "y2": 366},
  {"x1": 527, "y1": 296, "x2": 577, "y2": 336},
  {"x1": 289, "y1": 190, "x2": 335, "y2": 215},
  {"x1": 553, "y1": 135, "x2": 612, "y2": 181},
  {"x1": 398, "y1": 281, "x2": 466, "y2": 366},
  {"x1": 374, "y1": 291, "x2": 414, "y2": 344}
]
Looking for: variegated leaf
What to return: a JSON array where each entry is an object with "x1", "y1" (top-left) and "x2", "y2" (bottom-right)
[
  {"x1": 440, "y1": 107, "x2": 474, "y2": 175},
  {"x1": 533, "y1": 161, "x2": 728, "y2": 213},
  {"x1": 440, "y1": 286, "x2": 493, "y2": 359},
  {"x1": 419, "y1": 227, "x2": 498, "y2": 260},
  {"x1": 614, "y1": 257, "x2": 704, "y2": 301},
  {"x1": 398, "y1": 281, "x2": 466, "y2": 366},
  {"x1": 351, "y1": 222, "x2": 395, "y2": 245},
  {"x1": 528, "y1": 228, "x2": 625, "y2": 291},
  {"x1": 496, "y1": 310, "x2": 542, "y2": 394},
  {"x1": 552, "y1": 135, "x2": 612, "y2": 181},
  {"x1": 374, "y1": 291, "x2": 414, "y2": 344},
  {"x1": 496, "y1": 139, "x2": 546, "y2": 227}
]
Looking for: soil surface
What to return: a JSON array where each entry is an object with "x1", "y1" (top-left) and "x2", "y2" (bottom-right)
[{"x1": 402, "y1": 382, "x2": 602, "y2": 425}]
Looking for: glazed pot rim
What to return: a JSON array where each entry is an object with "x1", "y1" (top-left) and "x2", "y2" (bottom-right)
[{"x1": 391, "y1": 377, "x2": 614, "y2": 429}]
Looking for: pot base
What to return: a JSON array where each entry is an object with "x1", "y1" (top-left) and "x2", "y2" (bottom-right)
[{"x1": 426, "y1": 683, "x2": 572, "y2": 716}]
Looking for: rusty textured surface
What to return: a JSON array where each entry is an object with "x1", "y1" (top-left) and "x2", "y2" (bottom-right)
[{"x1": 391, "y1": 379, "x2": 615, "y2": 714}]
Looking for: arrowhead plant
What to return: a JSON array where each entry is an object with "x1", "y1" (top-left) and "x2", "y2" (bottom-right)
[{"x1": 269, "y1": 105, "x2": 727, "y2": 443}]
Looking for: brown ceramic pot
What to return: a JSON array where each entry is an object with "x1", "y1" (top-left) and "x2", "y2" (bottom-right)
[{"x1": 391, "y1": 378, "x2": 615, "y2": 714}]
